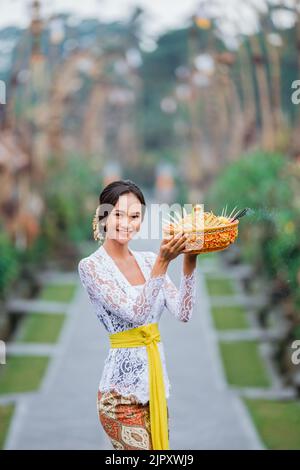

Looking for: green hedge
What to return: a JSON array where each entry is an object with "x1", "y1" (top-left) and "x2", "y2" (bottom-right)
[
  {"x1": 0, "y1": 231, "x2": 20, "y2": 301},
  {"x1": 205, "y1": 151, "x2": 300, "y2": 314}
]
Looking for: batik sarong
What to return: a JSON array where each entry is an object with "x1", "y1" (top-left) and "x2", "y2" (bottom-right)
[{"x1": 96, "y1": 389, "x2": 170, "y2": 450}]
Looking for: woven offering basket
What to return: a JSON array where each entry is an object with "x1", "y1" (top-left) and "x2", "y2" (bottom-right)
[{"x1": 162, "y1": 206, "x2": 240, "y2": 254}]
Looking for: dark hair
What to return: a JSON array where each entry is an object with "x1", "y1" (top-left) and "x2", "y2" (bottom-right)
[{"x1": 98, "y1": 179, "x2": 146, "y2": 233}]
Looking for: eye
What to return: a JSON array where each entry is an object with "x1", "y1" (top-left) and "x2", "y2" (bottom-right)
[{"x1": 132, "y1": 215, "x2": 139, "y2": 218}]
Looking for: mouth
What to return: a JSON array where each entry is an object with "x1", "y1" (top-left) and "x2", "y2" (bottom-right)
[{"x1": 117, "y1": 229, "x2": 132, "y2": 234}]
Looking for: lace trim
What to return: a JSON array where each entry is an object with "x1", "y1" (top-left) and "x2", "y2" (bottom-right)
[{"x1": 78, "y1": 257, "x2": 166, "y2": 325}]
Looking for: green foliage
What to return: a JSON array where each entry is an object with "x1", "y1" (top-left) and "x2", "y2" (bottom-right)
[
  {"x1": 244, "y1": 398, "x2": 300, "y2": 450},
  {"x1": 205, "y1": 151, "x2": 300, "y2": 313},
  {"x1": 0, "y1": 231, "x2": 20, "y2": 300},
  {"x1": 211, "y1": 305, "x2": 249, "y2": 330},
  {"x1": 0, "y1": 355, "x2": 50, "y2": 394},
  {"x1": 38, "y1": 283, "x2": 76, "y2": 302},
  {"x1": 19, "y1": 234, "x2": 49, "y2": 268},
  {"x1": 206, "y1": 151, "x2": 290, "y2": 210},
  {"x1": 0, "y1": 403, "x2": 15, "y2": 449},
  {"x1": 219, "y1": 340, "x2": 271, "y2": 387},
  {"x1": 205, "y1": 277, "x2": 235, "y2": 296},
  {"x1": 16, "y1": 313, "x2": 66, "y2": 344},
  {"x1": 41, "y1": 153, "x2": 103, "y2": 249}
]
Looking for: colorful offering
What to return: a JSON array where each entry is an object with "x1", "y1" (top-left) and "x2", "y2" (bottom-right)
[{"x1": 162, "y1": 205, "x2": 248, "y2": 254}]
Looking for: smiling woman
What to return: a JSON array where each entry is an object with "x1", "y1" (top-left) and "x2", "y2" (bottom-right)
[
  {"x1": 78, "y1": 179, "x2": 197, "y2": 450},
  {"x1": 92, "y1": 179, "x2": 146, "y2": 246}
]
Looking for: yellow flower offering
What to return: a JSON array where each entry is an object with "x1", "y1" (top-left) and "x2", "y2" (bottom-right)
[{"x1": 162, "y1": 205, "x2": 248, "y2": 254}]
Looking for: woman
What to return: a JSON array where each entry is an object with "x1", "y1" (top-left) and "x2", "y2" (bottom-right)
[{"x1": 78, "y1": 179, "x2": 198, "y2": 450}]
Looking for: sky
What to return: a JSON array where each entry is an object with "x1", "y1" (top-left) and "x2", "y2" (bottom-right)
[
  {"x1": 0, "y1": 0, "x2": 296, "y2": 44},
  {"x1": 0, "y1": 0, "x2": 201, "y2": 38}
]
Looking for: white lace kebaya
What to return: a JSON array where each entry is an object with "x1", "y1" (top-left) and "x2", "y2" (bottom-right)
[{"x1": 78, "y1": 244, "x2": 197, "y2": 405}]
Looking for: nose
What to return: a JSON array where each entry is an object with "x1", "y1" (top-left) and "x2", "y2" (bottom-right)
[{"x1": 117, "y1": 214, "x2": 136, "y2": 233}]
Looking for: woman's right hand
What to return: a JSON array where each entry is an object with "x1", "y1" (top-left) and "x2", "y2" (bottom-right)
[{"x1": 158, "y1": 231, "x2": 188, "y2": 263}]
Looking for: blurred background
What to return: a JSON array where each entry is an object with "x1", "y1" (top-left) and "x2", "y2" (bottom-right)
[{"x1": 0, "y1": 0, "x2": 300, "y2": 450}]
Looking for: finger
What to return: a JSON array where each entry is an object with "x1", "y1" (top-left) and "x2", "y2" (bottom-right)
[
  {"x1": 163, "y1": 233, "x2": 179, "y2": 248},
  {"x1": 172, "y1": 233, "x2": 187, "y2": 250},
  {"x1": 172, "y1": 240, "x2": 188, "y2": 257},
  {"x1": 175, "y1": 240, "x2": 188, "y2": 253},
  {"x1": 168, "y1": 231, "x2": 184, "y2": 246},
  {"x1": 162, "y1": 235, "x2": 173, "y2": 245}
]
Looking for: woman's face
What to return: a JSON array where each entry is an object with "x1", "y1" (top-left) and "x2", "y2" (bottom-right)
[{"x1": 105, "y1": 193, "x2": 143, "y2": 244}]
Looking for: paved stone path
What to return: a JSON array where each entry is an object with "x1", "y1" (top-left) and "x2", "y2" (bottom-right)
[{"x1": 4, "y1": 237, "x2": 264, "y2": 449}]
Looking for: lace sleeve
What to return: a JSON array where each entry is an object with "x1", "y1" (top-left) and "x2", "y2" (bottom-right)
[
  {"x1": 146, "y1": 251, "x2": 197, "y2": 323},
  {"x1": 163, "y1": 268, "x2": 197, "y2": 322},
  {"x1": 78, "y1": 258, "x2": 166, "y2": 325}
]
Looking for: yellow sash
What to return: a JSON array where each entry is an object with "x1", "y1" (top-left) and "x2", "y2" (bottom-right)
[{"x1": 109, "y1": 322, "x2": 170, "y2": 450}]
